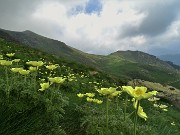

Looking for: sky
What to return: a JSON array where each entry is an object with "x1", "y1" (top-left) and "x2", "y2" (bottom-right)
[{"x1": 0, "y1": 0, "x2": 180, "y2": 56}]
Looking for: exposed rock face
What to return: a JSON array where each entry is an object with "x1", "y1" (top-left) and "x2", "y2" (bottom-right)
[{"x1": 128, "y1": 79, "x2": 180, "y2": 109}]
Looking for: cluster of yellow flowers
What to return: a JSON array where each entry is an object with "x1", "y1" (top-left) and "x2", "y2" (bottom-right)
[
  {"x1": 153, "y1": 103, "x2": 168, "y2": 111},
  {"x1": 0, "y1": 52, "x2": 67, "y2": 92},
  {"x1": 11, "y1": 68, "x2": 30, "y2": 75},
  {"x1": 67, "y1": 73, "x2": 77, "y2": 81},
  {"x1": 0, "y1": 60, "x2": 12, "y2": 66},
  {"x1": 77, "y1": 92, "x2": 103, "y2": 104},
  {"x1": 97, "y1": 87, "x2": 122, "y2": 98}
]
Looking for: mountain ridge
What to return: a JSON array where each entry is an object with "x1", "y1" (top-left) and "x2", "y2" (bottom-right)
[
  {"x1": 158, "y1": 54, "x2": 180, "y2": 66},
  {"x1": 0, "y1": 28, "x2": 180, "y2": 88}
]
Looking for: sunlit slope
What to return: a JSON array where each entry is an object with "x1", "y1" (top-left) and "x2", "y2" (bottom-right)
[{"x1": 0, "y1": 28, "x2": 179, "y2": 88}]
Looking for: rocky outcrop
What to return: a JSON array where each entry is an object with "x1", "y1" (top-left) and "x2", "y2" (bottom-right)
[{"x1": 128, "y1": 79, "x2": 180, "y2": 109}]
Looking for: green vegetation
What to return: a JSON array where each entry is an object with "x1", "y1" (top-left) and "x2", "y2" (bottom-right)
[
  {"x1": 0, "y1": 38, "x2": 179, "y2": 135},
  {"x1": 0, "y1": 29, "x2": 180, "y2": 89}
]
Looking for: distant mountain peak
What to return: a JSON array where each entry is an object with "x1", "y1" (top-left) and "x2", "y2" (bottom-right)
[{"x1": 23, "y1": 30, "x2": 33, "y2": 33}]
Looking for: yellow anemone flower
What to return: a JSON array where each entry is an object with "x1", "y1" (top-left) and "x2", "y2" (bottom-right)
[
  {"x1": 19, "y1": 69, "x2": 30, "y2": 75},
  {"x1": 133, "y1": 99, "x2": 148, "y2": 120},
  {"x1": 159, "y1": 104, "x2": 168, "y2": 109},
  {"x1": 122, "y1": 86, "x2": 157, "y2": 100},
  {"x1": 148, "y1": 97, "x2": 160, "y2": 102},
  {"x1": 6, "y1": 53, "x2": 15, "y2": 57},
  {"x1": 97, "y1": 87, "x2": 121, "y2": 98},
  {"x1": 92, "y1": 99, "x2": 103, "y2": 104},
  {"x1": 171, "y1": 122, "x2": 175, "y2": 126},
  {"x1": 29, "y1": 66, "x2": 37, "y2": 72},
  {"x1": 26, "y1": 61, "x2": 44, "y2": 67},
  {"x1": 49, "y1": 77, "x2": 65, "y2": 84},
  {"x1": 109, "y1": 91, "x2": 122, "y2": 98},
  {"x1": 137, "y1": 106, "x2": 148, "y2": 121},
  {"x1": 39, "y1": 82, "x2": 50, "y2": 91},
  {"x1": 162, "y1": 109, "x2": 168, "y2": 111},
  {"x1": 77, "y1": 93, "x2": 84, "y2": 98},
  {"x1": 11, "y1": 68, "x2": 23, "y2": 73},
  {"x1": 0, "y1": 60, "x2": 12, "y2": 66},
  {"x1": 13, "y1": 59, "x2": 21, "y2": 63},
  {"x1": 96, "y1": 100, "x2": 103, "y2": 104},
  {"x1": 97, "y1": 87, "x2": 116, "y2": 95},
  {"x1": 46, "y1": 65, "x2": 58, "y2": 70},
  {"x1": 86, "y1": 97, "x2": 93, "y2": 102},
  {"x1": 0, "y1": 55, "x2": 3, "y2": 59}
]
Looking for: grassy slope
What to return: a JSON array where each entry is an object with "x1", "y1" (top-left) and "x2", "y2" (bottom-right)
[
  {"x1": 0, "y1": 28, "x2": 180, "y2": 89},
  {"x1": 92, "y1": 53, "x2": 180, "y2": 89},
  {"x1": 0, "y1": 38, "x2": 179, "y2": 135}
]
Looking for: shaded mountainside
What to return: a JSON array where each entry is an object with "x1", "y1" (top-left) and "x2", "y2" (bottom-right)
[
  {"x1": 158, "y1": 54, "x2": 180, "y2": 66},
  {"x1": 0, "y1": 28, "x2": 98, "y2": 67},
  {"x1": 0, "y1": 28, "x2": 180, "y2": 88}
]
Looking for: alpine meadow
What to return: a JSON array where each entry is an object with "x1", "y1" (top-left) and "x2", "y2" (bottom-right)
[{"x1": 0, "y1": 0, "x2": 180, "y2": 135}]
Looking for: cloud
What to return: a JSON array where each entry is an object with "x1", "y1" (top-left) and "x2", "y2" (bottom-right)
[{"x1": 0, "y1": 0, "x2": 180, "y2": 55}]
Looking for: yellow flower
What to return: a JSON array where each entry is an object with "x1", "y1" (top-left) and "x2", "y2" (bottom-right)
[
  {"x1": 26, "y1": 61, "x2": 44, "y2": 67},
  {"x1": 13, "y1": 59, "x2": 20, "y2": 63},
  {"x1": 0, "y1": 55, "x2": 3, "y2": 59},
  {"x1": 6, "y1": 53, "x2": 15, "y2": 57},
  {"x1": 0, "y1": 60, "x2": 12, "y2": 66},
  {"x1": 159, "y1": 104, "x2": 168, "y2": 109},
  {"x1": 171, "y1": 122, "x2": 175, "y2": 126},
  {"x1": 19, "y1": 69, "x2": 30, "y2": 75},
  {"x1": 96, "y1": 100, "x2": 103, "y2": 104},
  {"x1": 153, "y1": 103, "x2": 159, "y2": 108},
  {"x1": 97, "y1": 87, "x2": 121, "y2": 98},
  {"x1": 148, "y1": 97, "x2": 160, "y2": 102},
  {"x1": 86, "y1": 97, "x2": 93, "y2": 102},
  {"x1": 49, "y1": 77, "x2": 66, "y2": 84},
  {"x1": 162, "y1": 109, "x2": 168, "y2": 111},
  {"x1": 95, "y1": 99, "x2": 103, "y2": 104},
  {"x1": 77, "y1": 93, "x2": 84, "y2": 98},
  {"x1": 11, "y1": 68, "x2": 23, "y2": 73},
  {"x1": 39, "y1": 82, "x2": 50, "y2": 91},
  {"x1": 29, "y1": 66, "x2": 37, "y2": 72},
  {"x1": 97, "y1": 87, "x2": 116, "y2": 95},
  {"x1": 46, "y1": 64, "x2": 58, "y2": 70},
  {"x1": 133, "y1": 99, "x2": 148, "y2": 120},
  {"x1": 137, "y1": 106, "x2": 148, "y2": 121},
  {"x1": 122, "y1": 86, "x2": 157, "y2": 100},
  {"x1": 109, "y1": 91, "x2": 122, "y2": 98}
]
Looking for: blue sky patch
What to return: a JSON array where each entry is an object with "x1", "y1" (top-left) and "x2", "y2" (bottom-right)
[
  {"x1": 70, "y1": 0, "x2": 102, "y2": 15},
  {"x1": 85, "y1": 0, "x2": 102, "y2": 14}
]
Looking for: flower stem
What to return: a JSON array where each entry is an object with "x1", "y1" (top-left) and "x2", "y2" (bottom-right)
[
  {"x1": 134, "y1": 100, "x2": 140, "y2": 135},
  {"x1": 34, "y1": 71, "x2": 37, "y2": 90},
  {"x1": 124, "y1": 94, "x2": 128, "y2": 122},
  {"x1": 5, "y1": 67, "x2": 9, "y2": 99},
  {"x1": 106, "y1": 97, "x2": 109, "y2": 130}
]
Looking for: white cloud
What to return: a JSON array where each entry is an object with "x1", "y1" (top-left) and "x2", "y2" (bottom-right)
[
  {"x1": 30, "y1": 0, "x2": 146, "y2": 54},
  {"x1": 0, "y1": 0, "x2": 180, "y2": 55}
]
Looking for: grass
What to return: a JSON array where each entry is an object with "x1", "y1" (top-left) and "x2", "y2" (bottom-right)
[{"x1": 0, "y1": 38, "x2": 179, "y2": 135}]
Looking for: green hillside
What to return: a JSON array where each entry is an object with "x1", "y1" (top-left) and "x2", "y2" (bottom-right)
[
  {"x1": 0, "y1": 28, "x2": 180, "y2": 89},
  {"x1": 94, "y1": 51, "x2": 180, "y2": 89},
  {"x1": 0, "y1": 36, "x2": 180, "y2": 135}
]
